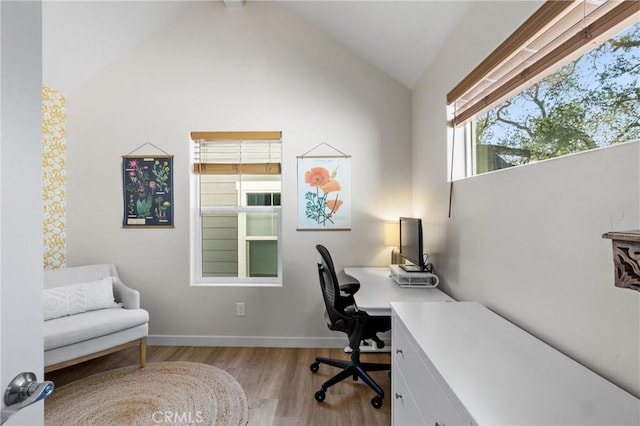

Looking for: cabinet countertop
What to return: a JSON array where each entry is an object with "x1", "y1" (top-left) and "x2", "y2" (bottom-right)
[{"x1": 391, "y1": 301, "x2": 640, "y2": 425}]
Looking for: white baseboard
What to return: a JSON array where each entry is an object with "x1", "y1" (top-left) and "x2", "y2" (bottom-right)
[
  {"x1": 148, "y1": 335, "x2": 345, "y2": 348},
  {"x1": 147, "y1": 334, "x2": 391, "y2": 349}
]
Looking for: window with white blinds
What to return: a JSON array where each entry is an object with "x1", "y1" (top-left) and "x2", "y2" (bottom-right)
[
  {"x1": 190, "y1": 131, "x2": 282, "y2": 285},
  {"x1": 447, "y1": 0, "x2": 640, "y2": 177}
]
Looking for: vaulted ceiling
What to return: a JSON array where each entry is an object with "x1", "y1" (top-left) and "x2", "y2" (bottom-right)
[
  {"x1": 277, "y1": 1, "x2": 471, "y2": 88},
  {"x1": 43, "y1": 1, "x2": 471, "y2": 93}
]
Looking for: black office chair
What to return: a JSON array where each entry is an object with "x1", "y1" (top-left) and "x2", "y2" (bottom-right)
[{"x1": 310, "y1": 244, "x2": 391, "y2": 408}]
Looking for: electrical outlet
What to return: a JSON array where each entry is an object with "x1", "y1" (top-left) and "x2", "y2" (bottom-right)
[{"x1": 236, "y1": 302, "x2": 245, "y2": 316}]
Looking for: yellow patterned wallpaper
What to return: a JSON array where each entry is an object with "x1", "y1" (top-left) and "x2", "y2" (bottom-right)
[{"x1": 43, "y1": 86, "x2": 66, "y2": 269}]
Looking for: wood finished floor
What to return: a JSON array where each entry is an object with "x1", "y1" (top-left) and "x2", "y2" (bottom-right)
[{"x1": 45, "y1": 346, "x2": 391, "y2": 426}]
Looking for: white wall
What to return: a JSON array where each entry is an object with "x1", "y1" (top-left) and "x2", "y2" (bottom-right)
[
  {"x1": 413, "y1": 1, "x2": 640, "y2": 397},
  {"x1": 65, "y1": 2, "x2": 412, "y2": 344}
]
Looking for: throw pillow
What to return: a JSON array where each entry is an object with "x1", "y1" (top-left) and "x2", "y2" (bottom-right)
[{"x1": 44, "y1": 277, "x2": 119, "y2": 321}]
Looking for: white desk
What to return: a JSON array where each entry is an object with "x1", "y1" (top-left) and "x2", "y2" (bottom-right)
[{"x1": 343, "y1": 267, "x2": 454, "y2": 316}]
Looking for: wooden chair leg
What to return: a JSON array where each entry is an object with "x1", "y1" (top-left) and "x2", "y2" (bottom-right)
[{"x1": 139, "y1": 338, "x2": 147, "y2": 368}]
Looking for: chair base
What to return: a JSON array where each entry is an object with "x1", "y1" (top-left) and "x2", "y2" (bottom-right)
[{"x1": 310, "y1": 351, "x2": 390, "y2": 409}]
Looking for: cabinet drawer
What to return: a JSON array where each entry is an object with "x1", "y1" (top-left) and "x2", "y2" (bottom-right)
[
  {"x1": 393, "y1": 315, "x2": 469, "y2": 426},
  {"x1": 393, "y1": 319, "x2": 432, "y2": 393},
  {"x1": 392, "y1": 365, "x2": 425, "y2": 426},
  {"x1": 393, "y1": 316, "x2": 423, "y2": 366}
]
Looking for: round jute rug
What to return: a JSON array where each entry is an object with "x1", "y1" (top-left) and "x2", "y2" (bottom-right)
[{"x1": 45, "y1": 361, "x2": 248, "y2": 426}]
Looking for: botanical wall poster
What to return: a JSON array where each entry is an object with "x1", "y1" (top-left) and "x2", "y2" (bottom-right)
[
  {"x1": 123, "y1": 155, "x2": 174, "y2": 228},
  {"x1": 297, "y1": 156, "x2": 351, "y2": 230}
]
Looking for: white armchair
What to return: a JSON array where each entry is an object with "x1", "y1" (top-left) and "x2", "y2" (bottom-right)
[{"x1": 43, "y1": 264, "x2": 149, "y2": 372}]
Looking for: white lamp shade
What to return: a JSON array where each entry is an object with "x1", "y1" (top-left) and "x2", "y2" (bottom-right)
[{"x1": 384, "y1": 222, "x2": 399, "y2": 247}]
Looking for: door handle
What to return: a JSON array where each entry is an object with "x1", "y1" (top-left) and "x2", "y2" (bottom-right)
[{"x1": 1, "y1": 372, "x2": 54, "y2": 425}]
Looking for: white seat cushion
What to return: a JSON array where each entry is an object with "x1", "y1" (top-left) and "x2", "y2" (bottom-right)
[{"x1": 44, "y1": 308, "x2": 149, "y2": 351}]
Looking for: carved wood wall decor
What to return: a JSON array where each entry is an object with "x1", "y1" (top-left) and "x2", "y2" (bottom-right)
[{"x1": 602, "y1": 231, "x2": 640, "y2": 292}]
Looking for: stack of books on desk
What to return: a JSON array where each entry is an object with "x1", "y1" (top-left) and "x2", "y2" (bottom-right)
[{"x1": 389, "y1": 264, "x2": 439, "y2": 288}]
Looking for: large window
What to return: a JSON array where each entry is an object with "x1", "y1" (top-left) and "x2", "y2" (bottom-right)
[
  {"x1": 191, "y1": 131, "x2": 282, "y2": 286},
  {"x1": 448, "y1": 1, "x2": 640, "y2": 178}
]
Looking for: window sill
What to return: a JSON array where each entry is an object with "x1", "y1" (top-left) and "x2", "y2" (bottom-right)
[{"x1": 190, "y1": 282, "x2": 282, "y2": 288}]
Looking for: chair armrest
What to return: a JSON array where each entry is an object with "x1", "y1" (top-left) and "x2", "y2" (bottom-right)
[
  {"x1": 339, "y1": 282, "x2": 360, "y2": 296},
  {"x1": 113, "y1": 279, "x2": 140, "y2": 309}
]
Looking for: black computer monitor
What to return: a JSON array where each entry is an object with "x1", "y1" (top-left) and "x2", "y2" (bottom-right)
[{"x1": 399, "y1": 217, "x2": 425, "y2": 272}]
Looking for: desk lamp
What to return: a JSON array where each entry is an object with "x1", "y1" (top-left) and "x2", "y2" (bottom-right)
[{"x1": 384, "y1": 221, "x2": 403, "y2": 265}]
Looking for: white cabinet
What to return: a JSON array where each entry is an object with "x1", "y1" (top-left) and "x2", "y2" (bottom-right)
[
  {"x1": 391, "y1": 302, "x2": 640, "y2": 426},
  {"x1": 392, "y1": 309, "x2": 472, "y2": 426}
]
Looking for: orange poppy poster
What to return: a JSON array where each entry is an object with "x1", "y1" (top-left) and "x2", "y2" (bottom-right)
[{"x1": 297, "y1": 156, "x2": 351, "y2": 230}]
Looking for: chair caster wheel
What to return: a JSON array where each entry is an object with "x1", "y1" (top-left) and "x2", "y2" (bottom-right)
[
  {"x1": 309, "y1": 362, "x2": 319, "y2": 373},
  {"x1": 314, "y1": 390, "x2": 326, "y2": 402},
  {"x1": 371, "y1": 396, "x2": 383, "y2": 409},
  {"x1": 376, "y1": 340, "x2": 385, "y2": 349}
]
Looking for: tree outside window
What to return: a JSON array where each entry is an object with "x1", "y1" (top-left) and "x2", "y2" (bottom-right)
[{"x1": 474, "y1": 22, "x2": 640, "y2": 174}]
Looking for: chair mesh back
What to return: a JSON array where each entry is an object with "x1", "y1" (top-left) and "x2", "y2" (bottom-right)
[{"x1": 316, "y1": 244, "x2": 344, "y2": 327}]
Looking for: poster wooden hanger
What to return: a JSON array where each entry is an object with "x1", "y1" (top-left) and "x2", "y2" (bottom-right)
[
  {"x1": 298, "y1": 142, "x2": 350, "y2": 158},
  {"x1": 125, "y1": 142, "x2": 171, "y2": 157}
]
